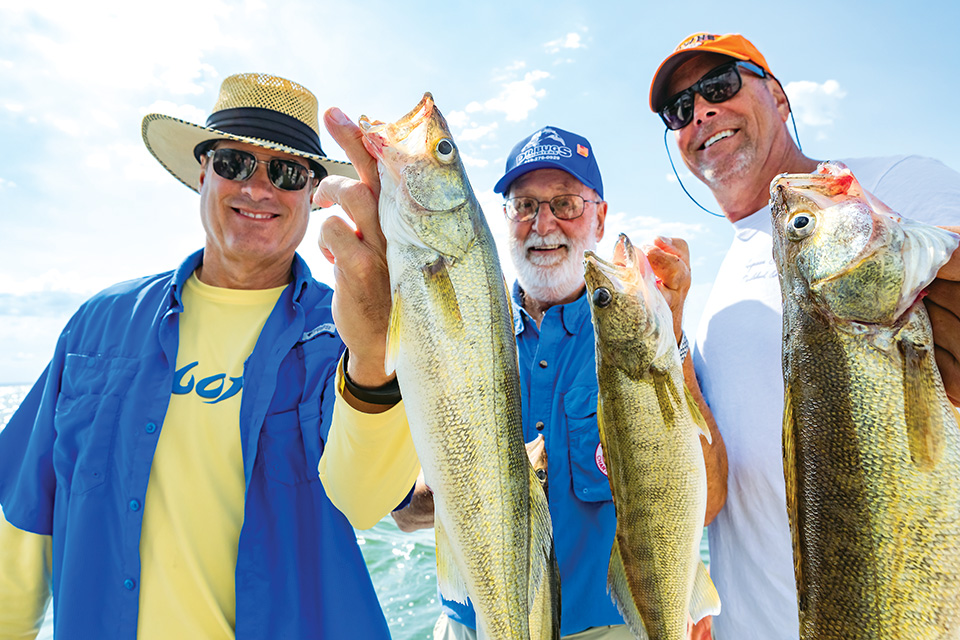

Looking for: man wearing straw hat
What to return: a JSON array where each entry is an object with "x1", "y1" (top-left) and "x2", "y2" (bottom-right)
[
  {"x1": 0, "y1": 72, "x2": 417, "y2": 638},
  {"x1": 646, "y1": 32, "x2": 960, "y2": 640}
]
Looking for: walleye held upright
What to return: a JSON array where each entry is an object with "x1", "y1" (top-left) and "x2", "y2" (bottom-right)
[{"x1": 360, "y1": 93, "x2": 560, "y2": 640}]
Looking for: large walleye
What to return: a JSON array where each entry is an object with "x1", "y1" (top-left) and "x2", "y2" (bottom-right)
[
  {"x1": 771, "y1": 162, "x2": 960, "y2": 639},
  {"x1": 359, "y1": 93, "x2": 559, "y2": 639},
  {"x1": 583, "y1": 235, "x2": 720, "y2": 640}
]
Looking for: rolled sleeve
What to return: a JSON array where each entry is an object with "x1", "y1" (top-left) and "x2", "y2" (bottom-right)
[{"x1": 317, "y1": 359, "x2": 420, "y2": 530}]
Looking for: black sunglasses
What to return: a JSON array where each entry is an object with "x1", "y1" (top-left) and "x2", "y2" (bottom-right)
[
  {"x1": 206, "y1": 148, "x2": 322, "y2": 191},
  {"x1": 658, "y1": 61, "x2": 766, "y2": 131}
]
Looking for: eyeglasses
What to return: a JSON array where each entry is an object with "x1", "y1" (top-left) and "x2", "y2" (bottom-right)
[
  {"x1": 658, "y1": 61, "x2": 766, "y2": 131},
  {"x1": 504, "y1": 194, "x2": 602, "y2": 222},
  {"x1": 205, "y1": 148, "x2": 320, "y2": 191}
]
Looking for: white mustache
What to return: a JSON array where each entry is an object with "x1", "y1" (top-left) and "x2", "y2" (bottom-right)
[{"x1": 524, "y1": 230, "x2": 569, "y2": 250}]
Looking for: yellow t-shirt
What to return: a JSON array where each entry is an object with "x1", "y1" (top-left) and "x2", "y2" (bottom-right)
[{"x1": 137, "y1": 274, "x2": 284, "y2": 639}]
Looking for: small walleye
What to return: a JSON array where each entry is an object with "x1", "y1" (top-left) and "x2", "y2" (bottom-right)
[
  {"x1": 771, "y1": 162, "x2": 960, "y2": 639},
  {"x1": 584, "y1": 235, "x2": 720, "y2": 640},
  {"x1": 360, "y1": 93, "x2": 559, "y2": 639}
]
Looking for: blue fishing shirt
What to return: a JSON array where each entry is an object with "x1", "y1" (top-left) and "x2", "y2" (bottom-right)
[
  {"x1": 442, "y1": 284, "x2": 623, "y2": 635},
  {"x1": 0, "y1": 250, "x2": 392, "y2": 639}
]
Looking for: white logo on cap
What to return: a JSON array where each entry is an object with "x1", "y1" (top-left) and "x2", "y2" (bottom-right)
[{"x1": 516, "y1": 128, "x2": 573, "y2": 165}]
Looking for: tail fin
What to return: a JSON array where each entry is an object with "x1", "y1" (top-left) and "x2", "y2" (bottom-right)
[{"x1": 527, "y1": 464, "x2": 561, "y2": 639}]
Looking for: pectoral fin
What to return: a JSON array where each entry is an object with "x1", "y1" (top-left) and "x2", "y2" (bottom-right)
[
  {"x1": 607, "y1": 542, "x2": 649, "y2": 640},
  {"x1": 385, "y1": 290, "x2": 402, "y2": 375},
  {"x1": 783, "y1": 384, "x2": 806, "y2": 614},
  {"x1": 900, "y1": 336, "x2": 943, "y2": 470},
  {"x1": 422, "y1": 257, "x2": 465, "y2": 338},
  {"x1": 434, "y1": 517, "x2": 469, "y2": 605},
  {"x1": 684, "y1": 384, "x2": 711, "y2": 444},
  {"x1": 688, "y1": 560, "x2": 721, "y2": 622}
]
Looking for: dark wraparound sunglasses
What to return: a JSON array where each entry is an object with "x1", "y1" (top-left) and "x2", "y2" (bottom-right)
[
  {"x1": 206, "y1": 148, "x2": 322, "y2": 191},
  {"x1": 658, "y1": 61, "x2": 766, "y2": 131}
]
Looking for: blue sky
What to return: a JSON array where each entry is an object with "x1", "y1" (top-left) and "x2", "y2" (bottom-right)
[{"x1": 1, "y1": 0, "x2": 957, "y2": 384}]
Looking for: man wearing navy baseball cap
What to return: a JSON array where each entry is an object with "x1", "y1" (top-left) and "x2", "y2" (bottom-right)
[{"x1": 393, "y1": 125, "x2": 722, "y2": 639}]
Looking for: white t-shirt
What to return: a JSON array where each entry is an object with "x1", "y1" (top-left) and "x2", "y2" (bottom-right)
[{"x1": 695, "y1": 156, "x2": 960, "y2": 640}]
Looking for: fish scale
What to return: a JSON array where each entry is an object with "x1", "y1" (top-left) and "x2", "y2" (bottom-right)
[
  {"x1": 584, "y1": 234, "x2": 720, "y2": 640},
  {"x1": 360, "y1": 93, "x2": 559, "y2": 640},
  {"x1": 771, "y1": 161, "x2": 960, "y2": 639}
]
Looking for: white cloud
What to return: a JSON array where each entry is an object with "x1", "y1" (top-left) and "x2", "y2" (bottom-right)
[
  {"x1": 544, "y1": 33, "x2": 584, "y2": 54},
  {"x1": 479, "y1": 71, "x2": 551, "y2": 122},
  {"x1": 0, "y1": 177, "x2": 15, "y2": 189},
  {"x1": 461, "y1": 154, "x2": 489, "y2": 168},
  {"x1": 784, "y1": 79, "x2": 847, "y2": 127},
  {"x1": 445, "y1": 110, "x2": 470, "y2": 128},
  {"x1": 458, "y1": 122, "x2": 499, "y2": 142},
  {"x1": 4, "y1": 103, "x2": 23, "y2": 113}
]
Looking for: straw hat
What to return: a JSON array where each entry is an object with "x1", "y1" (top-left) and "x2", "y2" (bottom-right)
[{"x1": 142, "y1": 72, "x2": 357, "y2": 203}]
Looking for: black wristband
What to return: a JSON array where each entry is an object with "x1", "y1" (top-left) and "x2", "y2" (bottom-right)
[{"x1": 341, "y1": 349, "x2": 402, "y2": 405}]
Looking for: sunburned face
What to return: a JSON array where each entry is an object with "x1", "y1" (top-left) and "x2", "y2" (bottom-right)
[
  {"x1": 506, "y1": 168, "x2": 606, "y2": 306},
  {"x1": 667, "y1": 53, "x2": 786, "y2": 194},
  {"x1": 197, "y1": 140, "x2": 314, "y2": 288}
]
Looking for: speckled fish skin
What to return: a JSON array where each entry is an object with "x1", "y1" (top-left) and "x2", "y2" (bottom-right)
[
  {"x1": 771, "y1": 162, "x2": 960, "y2": 640},
  {"x1": 360, "y1": 93, "x2": 558, "y2": 640},
  {"x1": 584, "y1": 235, "x2": 719, "y2": 640}
]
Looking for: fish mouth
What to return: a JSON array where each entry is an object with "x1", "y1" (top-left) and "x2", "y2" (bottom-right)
[
  {"x1": 359, "y1": 92, "x2": 436, "y2": 158},
  {"x1": 699, "y1": 128, "x2": 737, "y2": 151}
]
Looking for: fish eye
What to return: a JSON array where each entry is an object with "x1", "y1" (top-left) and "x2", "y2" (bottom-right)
[
  {"x1": 435, "y1": 138, "x2": 455, "y2": 163},
  {"x1": 593, "y1": 287, "x2": 612, "y2": 308},
  {"x1": 786, "y1": 212, "x2": 816, "y2": 241}
]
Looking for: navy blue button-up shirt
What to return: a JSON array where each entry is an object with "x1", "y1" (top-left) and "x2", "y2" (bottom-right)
[
  {"x1": 0, "y1": 250, "x2": 391, "y2": 639},
  {"x1": 442, "y1": 284, "x2": 623, "y2": 635}
]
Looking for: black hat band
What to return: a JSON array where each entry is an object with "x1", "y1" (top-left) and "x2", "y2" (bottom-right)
[{"x1": 193, "y1": 107, "x2": 326, "y2": 162}]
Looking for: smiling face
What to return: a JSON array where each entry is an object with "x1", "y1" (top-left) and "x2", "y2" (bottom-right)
[
  {"x1": 506, "y1": 168, "x2": 607, "y2": 309},
  {"x1": 667, "y1": 52, "x2": 796, "y2": 220},
  {"x1": 197, "y1": 140, "x2": 314, "y2": 288}
]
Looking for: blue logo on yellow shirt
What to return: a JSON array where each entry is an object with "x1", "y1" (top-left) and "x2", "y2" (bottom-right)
[{"x1": 173, "y1": 362, "x2": 242, "y2": 404}]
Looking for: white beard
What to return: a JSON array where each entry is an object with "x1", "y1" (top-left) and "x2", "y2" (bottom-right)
[{"x1": 510, "y1": 229, "x2": 596, "y2": 305}]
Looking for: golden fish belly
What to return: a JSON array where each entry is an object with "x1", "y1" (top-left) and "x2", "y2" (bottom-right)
[
  {"x1": 389, "y1": 238, "x2": 534, "y2": 638},
  {"x1": 599, "y1": 364, "x2": 707, "y2": 639},
  {"x1": 784, "y1": 306, "x2": 960, "y2": 640}
]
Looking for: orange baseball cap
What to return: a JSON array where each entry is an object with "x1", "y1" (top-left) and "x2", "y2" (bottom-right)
[{"x1": 649, "y1": 33, "x2": 773, "y2": 111}]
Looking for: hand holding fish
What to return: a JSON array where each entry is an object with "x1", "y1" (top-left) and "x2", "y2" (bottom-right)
[
  {"x1": 314, "y1": 107, "x2": 395, "y2": 394},
  {"x1": 644, "y1": 236, "x2": 691, "y2": 342},
  {"x1": 925, "y1": 229, "x2": 960, "y2": 406}
]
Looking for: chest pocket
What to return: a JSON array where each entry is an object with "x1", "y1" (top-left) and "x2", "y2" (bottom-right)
[
  {"x1": 55, "y1": 353, "x2": 138, "y2": 494},
  {"x1": 563, "y1": 386, "x2": 612, "y2": 503},
  {"x1": 259, "y1": 407, "x2": 317, "y2": 486},
  {"x1": 258, "y1": 332, "x2": 337, "y2": 486}
]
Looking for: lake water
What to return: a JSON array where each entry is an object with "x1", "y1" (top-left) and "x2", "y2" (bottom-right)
[{"x1": 0, "y1": 383, "x2": 708, "y2": 639}]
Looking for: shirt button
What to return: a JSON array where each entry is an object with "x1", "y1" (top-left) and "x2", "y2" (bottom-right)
[
  {"x1": 123, "y1": 579, "x2": 137, "y2": 591},
  {"x1": 129, "y1": 500, "x2": 141, "y2": 512},
  {"x1": 539, "y1": 360, "x2": 548, "y2": 368},
  {"x1": 145, "y1": 422, "x2": 157, "y2": 434},
  {"x1": 535, "y1": 421, "x2": 545, "y2": 431}
]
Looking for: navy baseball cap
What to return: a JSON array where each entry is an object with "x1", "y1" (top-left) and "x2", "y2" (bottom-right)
[{"x1": 494, "y1": 126, "x2": 603, "y2": 199}]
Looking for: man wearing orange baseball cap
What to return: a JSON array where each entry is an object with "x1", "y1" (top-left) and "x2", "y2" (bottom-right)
[{"x1": 647, "y1": 32, "x2": 960, "y2": 640}]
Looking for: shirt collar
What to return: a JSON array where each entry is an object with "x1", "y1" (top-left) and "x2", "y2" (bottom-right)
[
  {"x1": 169, "y1": 250, "x2": 312, "y2": 309},
  {"x1": 511, "y1": 281, "x2": 590, "y2": 336}
]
